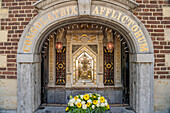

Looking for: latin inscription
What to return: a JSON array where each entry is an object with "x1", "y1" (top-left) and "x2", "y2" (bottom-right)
[
  {"x1": 22, "y1": 5, "x2": 78, "y2": 52},
  {"x1": 92, "y1": 6, "x2": 149, "y2": 52},
  {"x1": 22, "y1": 5, "x2": 149, "y2": 53}
]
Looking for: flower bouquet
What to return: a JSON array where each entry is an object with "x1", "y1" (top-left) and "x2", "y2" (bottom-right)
[{"x1": 65, "y1": 93, "x2": 110, "y2": 113}]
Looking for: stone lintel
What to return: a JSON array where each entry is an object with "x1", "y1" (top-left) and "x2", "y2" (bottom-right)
[
  {"x1": 130, "y1": 54, "x2": 154, "y2": 63},
  {"x1": 17, "y1": 54, "x2": 41, "y2": 63}
]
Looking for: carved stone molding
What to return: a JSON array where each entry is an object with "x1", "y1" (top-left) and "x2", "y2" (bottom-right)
[
  {"x1": 48, "y1": 35, "x2": 55, "y2": 86},
  {"x1": 114, "y1": 36, "x2": 122, "y2": 87}
]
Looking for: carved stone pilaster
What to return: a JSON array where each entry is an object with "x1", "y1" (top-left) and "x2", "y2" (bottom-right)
[
  {"x1": 48, "y1": 35, "x2": 55, "y2": 86},
  {"x1": 114, "y1": 36, "x2": 122, "y2": 87},
  {"x1": 98, "y1": 35, "x2": 104, "y2": 88},
  {"x1": 66, "y1": 35, "x2": 71, "y2": 87}
]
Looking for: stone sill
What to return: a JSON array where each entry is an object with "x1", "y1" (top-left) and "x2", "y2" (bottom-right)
[{"x1": 47, "y1": 86, "x2": 124, "y2": 90}]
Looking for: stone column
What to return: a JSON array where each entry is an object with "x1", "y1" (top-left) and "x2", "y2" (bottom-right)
[
  {"x1": 98, "y1": 35, "x2": 104, "y2": 88},
  {"x1": 66, "y1": 35, "x2": 72, "y2": 87},
  {"x1": 17, "y1": 54, "x2": 41, "y2": 113},
  {"x1": 129, "y1": 54, "x2": 154, "y2": 113},
  {"x1": 48, "y1": 35, "x2": 55, "y2": 86},
  {"x1": 114, "y1": 36, "x2": 122, "y2": 87}
]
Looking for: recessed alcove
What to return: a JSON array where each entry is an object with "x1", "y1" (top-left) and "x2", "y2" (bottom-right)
[{"x1": 17, "y1": 0, "x2": 154, "y2": 112}]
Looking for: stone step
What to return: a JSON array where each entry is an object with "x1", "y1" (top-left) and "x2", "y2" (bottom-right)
[{"x1": 35, "y1": 106, "x2": 135, "y2": 113}]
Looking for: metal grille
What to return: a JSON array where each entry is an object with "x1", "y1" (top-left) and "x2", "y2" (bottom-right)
[
  {"x1": 56, "y1": 47, "x2": 66, "y2": 85},
  {"x1": 104, "y1": 47, "x2": 114, "y2": 85}
]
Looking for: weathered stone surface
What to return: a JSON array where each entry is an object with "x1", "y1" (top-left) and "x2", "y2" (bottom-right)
[
  {"x1": 17, "y1": 63, "x2": 41, "y2": 113},
  {"x1": 47, "y1": 88, "x2": 123, "y2": 104},
  {"x1": 78, "y1": 0, "x2": 91, "y2": 15},
  {"x1": 154, "y1": 79, "x2": 170, "y2": 111},
  {"x1": 164, "y1": 28, "x2": 170, "y2": 41},
  {"x1": 0, "y1": 9, "x2": 8, "y2": 18},
  {"x1": 165, "y1": 54, "x2": 170, "y2": 66},
  {"x1": 0, "y1": 55, "x2": 7, "y2": 67},
  {"x1": 35, "y1": 106, "x2": 135, "y2": 113},
  {"x1": 163, "y1": 7, "x2": 170, "y2": 17},
  {"x1": 54, "y1": 90, "x2": 66, "y2": 104},
  {"x1": 0, "y1": 79, "x2": 17, "y2": 109},
  {"x1": 0, "y1": 30, "x2": 8, "y2": 42}
]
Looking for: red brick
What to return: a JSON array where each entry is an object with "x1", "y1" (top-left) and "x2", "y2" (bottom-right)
[
  {"x1": 155, "y1": 59, "x2": 165, "y2": 62},
  {"x1": 167, "y1": 76, "x2": 170, "y2": 79},
  {"x1": 8, "y1": 68, "x2": 17, "y2": 71},
  {"x1": 164, "y1": 46, "x2": 170, "y2": 49},
  {"x1": 160, "y1": 75, "x2": 166, "y2": 79},
  {"x1": 3, "y1": 72, "x2": 14, "y2": 75},
  {"x1": 160, "y1": 50, "x2": 170, "y2": 53},
  {"x1": 0, "y1": 76, "x2": 5, "y2": 79},
  {"x1": 157, "y1": 72, "x2": 169, "y2": 74},
  {"x1": 157, "y1": 54, "x2": 165, "y2": 58},
  {"x1": 154, "y1": 75, "x2": 158, "y2": 79},
  {"x1": 7, "y1": 76, "x2": 17, "y2": 79}
]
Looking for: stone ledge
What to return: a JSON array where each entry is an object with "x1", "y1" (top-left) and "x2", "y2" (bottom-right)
[
  {"x1": 17, "y1": 54, "x2": 41, "y2": 63},
  {"x1": 130, "y1": 54, "x2": 154, "y2": 63}
]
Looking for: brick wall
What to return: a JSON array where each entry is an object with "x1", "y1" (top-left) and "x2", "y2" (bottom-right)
[
  {"x1": 134, "y1": 0, "x2": 170, "y2": 79},
  {"x1": 134, "y1": 0, "x2": 170, "y2": 111},
  {"x1": 0, "y1": 0, "x2": 38, "y2": 79},
  {"x1": 0, "y1": 0, "x2": 38, "y2": 109},
  {"x1": 0, "y1": 0, "x2": 170, "y2": 111}
]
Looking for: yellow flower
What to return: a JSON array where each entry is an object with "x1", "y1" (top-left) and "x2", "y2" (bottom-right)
[
  {"x1": 65, "y1": 107, "x2": 69, "y2": 111},
  {"x1": 77, "y1": 102, "x2": 82, "y2": 108},
  {"x1": 83, "y1": 94, "x2": 90, "y2": 100},
  {"x1": 100, "y1": 97, "x2": 105, "y2": 103},
  {"x1": 93, "y1": 95, "x2": 96, "y2": 98},
  {"x1": 86, "y1": 102, "x2": 91, "y2": 107},
  {"x1": 74, "y1": 96, "x2": 78, "y2": 100},
  {"x1": 93, "y1": 100, "x2": 98, "y2": 105},
  {"x1": 107, "y1": 105, "x2": 110, "y2": 109}
]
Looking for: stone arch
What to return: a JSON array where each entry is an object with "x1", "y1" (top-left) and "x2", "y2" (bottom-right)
[{"x1": 17, "y1": 0, "x2": 154, "y2": 113}]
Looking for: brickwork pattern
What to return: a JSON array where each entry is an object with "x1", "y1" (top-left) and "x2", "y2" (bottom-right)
[
  {"x1": 0, "y1": 0, "x2": 169, "y2": 81},
  {"x1": 0, "y1": 0, "x2": 38, "y2": 79},
  {"x1": 134, "y1": 0, "x2": 170, "y2": 80}
]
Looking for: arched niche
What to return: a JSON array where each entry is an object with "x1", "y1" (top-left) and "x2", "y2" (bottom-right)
[{"x1": 17, "y1": 0, "x2": 154, "y2": 113}]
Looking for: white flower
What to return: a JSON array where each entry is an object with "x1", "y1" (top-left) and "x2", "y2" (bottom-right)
[
  {"x1": 70, "y1": 103, "x2": 74, "y2": 107},
  {"x1": 98, "y1": 97, "x2": 100, "y2": 100},
  {"x1": 92, "y1": 105, "x2": 95, "y2": 109},
  {"x1": 89, "y1": 93, "x2": 92, "y2": 97},
  {"x1": 81, "y1": 101, "x2": 86, "y2": 105},
  {"x1": 96, "y1": 103, "x2": 100, "y2": 107},
  {"x1": 97, "y1": 94, "x2": 101, "y2": 97},
  {"x1": 70, "y1": 98, "x2": 75, "y2": 103},
  {"x1": 98, "y1": 100, "x2": 101, "y2": 104},
  {"x1": 87, "y1": 99, "x2": 92, "y2": 103},
  {"x1": 105, "y1": 99, "x2": 108, "y2": 103},
  {"x1": 75, "y1": 102, "x2": 78, "y2": 105},
  {"x1": 105, "y1": 102, "x2": 108, "y2": 106},
  {"x1": 82, "y1": 104, "x2": 87, "y2": 109},
  {"x1": 77, "y1": 99, "x2": 81, "y2": 103},
  {"x1": 101, "y1": 103, "x2": 105, "y2": 107},
  {"x1": 80, "y1": 95, "x2": 84, "y2": 99}
]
